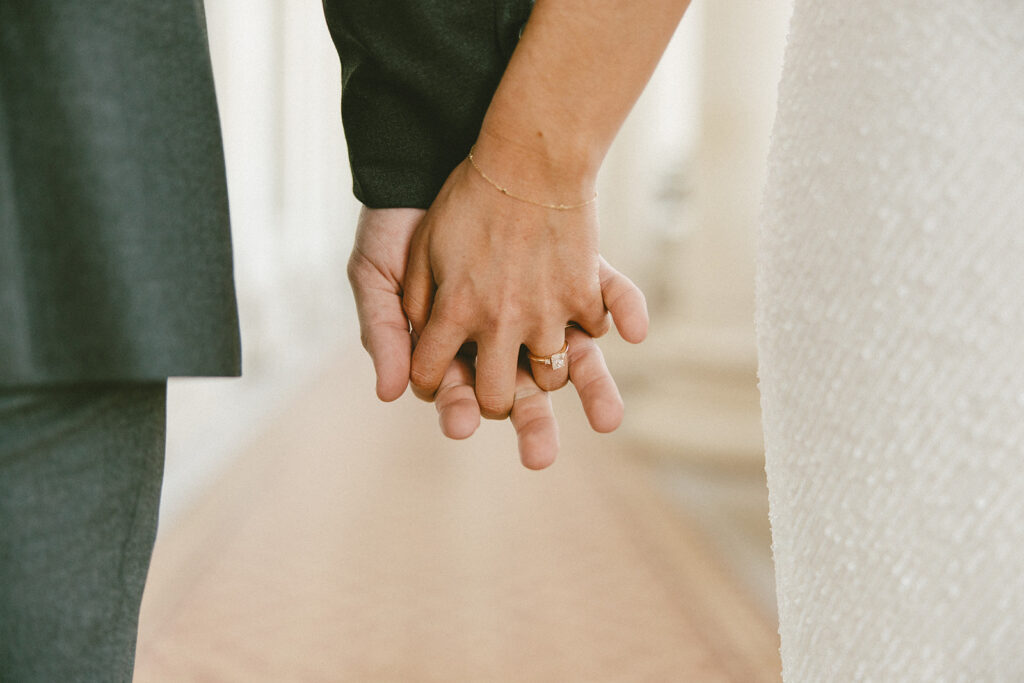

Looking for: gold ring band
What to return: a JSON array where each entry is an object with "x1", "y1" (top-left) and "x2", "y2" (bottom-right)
[{"x1": 528, "y1": 340, "x2": 569, "y2": 370}]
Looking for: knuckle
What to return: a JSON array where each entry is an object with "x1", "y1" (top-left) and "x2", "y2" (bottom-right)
[
  {"x1": 568, "y1": 342, "x2": 597, "y2": 371},
  {"x1": 514, "y1": 384, "x2": 545, "y2": 403},
  {"x1": 478, "y1": 305, "x2": 507, "y2": 330},
  {"x1": 486, "y1": 291, "x2": 526, "y2": 328},
  {"x1": 438, "y1": 302, "x2": 472, "y2": 329},
  {"x1": 518, "y1": 412, "x2": 554, "y2": 437},
  {"x1": 546, "y1": 376, "x2": 570, "y2": 392},
  {"x1": 503, "y1": 299, "x2": 526, "y2": 324}
]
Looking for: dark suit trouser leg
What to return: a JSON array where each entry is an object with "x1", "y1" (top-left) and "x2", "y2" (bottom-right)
[{"x1": 0, "y1": 383, "x2": 167, "y2": 683}]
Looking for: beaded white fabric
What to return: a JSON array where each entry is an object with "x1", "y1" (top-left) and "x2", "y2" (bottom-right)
[{"x1": 757, "y1": 1, "x2": 1024, "y2": 680}]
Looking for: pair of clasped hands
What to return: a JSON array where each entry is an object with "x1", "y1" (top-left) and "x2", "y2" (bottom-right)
[
  {"x1": 347, "y1": 139, "x2": 649, "y2": 470},
  {"x1": 344, "y1": 0, "x2": 690, "y2": 468}
]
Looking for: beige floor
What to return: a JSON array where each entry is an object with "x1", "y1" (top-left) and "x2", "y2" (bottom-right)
[{"x1": 134, "y1": 357, "x2": 781, "y2": 682}]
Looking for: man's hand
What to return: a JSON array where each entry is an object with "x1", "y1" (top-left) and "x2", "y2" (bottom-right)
[
  {"x1": 401, "y1": 158, "x2": 649, "y2": 420},
  {"x1": 347, "y1": 208, "x2": 423, "y2": 403},
  {"x1": 430, "y1": 325, "x2": 633, "y2": 470}
]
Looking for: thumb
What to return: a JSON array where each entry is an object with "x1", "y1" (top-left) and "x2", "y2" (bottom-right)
[{"x1": 349, "y1": 259, "x2": 412, "y2": 402}]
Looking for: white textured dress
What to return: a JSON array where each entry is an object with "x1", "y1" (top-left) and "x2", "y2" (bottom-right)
[{"x1": 757, "y1": 1, "x2": 1024, "y2": 680}]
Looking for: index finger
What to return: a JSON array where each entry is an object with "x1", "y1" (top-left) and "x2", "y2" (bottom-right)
[{"x1": 409, "y1": 299, "x2": 469, "y2": 401}]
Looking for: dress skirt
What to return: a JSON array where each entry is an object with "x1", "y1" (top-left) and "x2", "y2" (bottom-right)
[{"x1": 757, "y1": 1, "x2": 1024, "y2": 679}]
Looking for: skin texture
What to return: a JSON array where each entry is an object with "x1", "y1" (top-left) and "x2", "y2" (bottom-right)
[
  {"x1": 403, "y1": 0, "x2": 689, "y2": 419},
  {"x1": 347, "y1": 207, "x2": 638, "y2": 469}
]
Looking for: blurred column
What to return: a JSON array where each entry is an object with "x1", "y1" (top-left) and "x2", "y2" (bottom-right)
[
  {"x1": 625, "y1": 0, "x2": 791, "y2": 467},
  {"x1": 619, "y1": 0, "x2": 792, "y2": 609},
  {"x1": 598, "y1": 18, "x2": 698, "y2": 298}
]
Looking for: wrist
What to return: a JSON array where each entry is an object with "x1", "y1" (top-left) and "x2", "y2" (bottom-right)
[{"x1": 470, "y1": 126, "x2": 601, "y2": 208}]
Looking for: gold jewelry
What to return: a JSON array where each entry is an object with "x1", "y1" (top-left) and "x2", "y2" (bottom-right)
[
  {"x1": 528, "y1": 340, "x2": 569, "y2": 370},
  {"x1": 467, "y1": 145, "x2": 597, "y2": 211}
]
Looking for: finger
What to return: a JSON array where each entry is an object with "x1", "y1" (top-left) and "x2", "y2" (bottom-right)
[
  {"x1": 409, "y1": 305, "x2": 467, "y2": 401},
  {"x1": 599, "y1": 256, "x2": 649, "y2": 343},
  {"x1": 357, "y1": 295, "x2": 411, "y2": 401},
  {"x1": 509, "y1": 363, "x2": 559, "y2": 470},
  {"x1": 434, "y1": 355, "x2": 481, "y2": 440},
  {"x1": 473, "y1": 335, "x2": 521, "y2": 419},
  {"x1": 524, "y1": 327, "x2": 570, "y2": 392},
  {"x1": 565, "y1": 326, "x2": 624, "y2": 433},
  {"x1": 348, "y1": 265, "x2": 411, "y2": 403},
  {"x1": 402, "y1": 228, "x2": 434, "y2": 336}
]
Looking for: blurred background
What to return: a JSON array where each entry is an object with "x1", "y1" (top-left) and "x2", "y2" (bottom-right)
[{"x1": 135, "y1": 1, "x2": 794, "y2": 680}]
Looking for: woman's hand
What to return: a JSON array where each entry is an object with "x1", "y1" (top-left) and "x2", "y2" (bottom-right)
[{"x1": 402, "y1": 157, "x2": 648, "y2": 420}]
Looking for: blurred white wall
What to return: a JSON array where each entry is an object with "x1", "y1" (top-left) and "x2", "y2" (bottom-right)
[
  {"x1": 599, "y1": 4, "x2": 702, "y2": 293},
  {"x1": 162, "y1": 0, "x2": 358, "y2": 524}
]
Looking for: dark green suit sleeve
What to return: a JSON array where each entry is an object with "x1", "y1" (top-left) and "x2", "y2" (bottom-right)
[
  {"x1": 0, "y1": 1, "x2": 241, "y2": 385},
  {"x1": 323, "y1": 0, "x2": 534, "y2": 209}
]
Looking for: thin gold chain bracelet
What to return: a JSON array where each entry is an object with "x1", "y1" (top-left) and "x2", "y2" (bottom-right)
[{"x1": 467, "y1": 145, "x2": 598, "y2": 211}]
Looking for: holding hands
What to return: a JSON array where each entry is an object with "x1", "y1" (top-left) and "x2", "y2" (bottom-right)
[
  {"x1": 403, "y1": 144, "x2": 648, "y2": 414},
  {"x1": 348, "y1": 203, "x2": 647, "y2": 470},
  {"x1": 346, "y1": 0, "x2": 690, "y2": 467}
]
